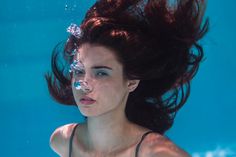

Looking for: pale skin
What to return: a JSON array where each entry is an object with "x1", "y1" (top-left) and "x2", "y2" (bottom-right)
[{"x1": 50, "y1": 43, "x2": 191, "y2": 157}]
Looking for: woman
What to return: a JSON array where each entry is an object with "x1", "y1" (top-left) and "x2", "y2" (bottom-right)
[{"x1": 45, "y1": 0, "x2": 209, "y2": 156}]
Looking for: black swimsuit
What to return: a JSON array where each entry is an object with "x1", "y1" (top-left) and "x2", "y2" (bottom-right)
[{"x1": 68, "y1": 124, "x2": 154, "y2": 157}]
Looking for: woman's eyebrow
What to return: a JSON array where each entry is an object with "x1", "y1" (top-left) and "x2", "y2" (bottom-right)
[{"x1": 91, "y1": 66, "x2": 113, "y2": 70}]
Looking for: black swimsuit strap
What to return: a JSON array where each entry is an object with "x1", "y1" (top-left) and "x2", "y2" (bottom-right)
[
  {"x1": 69, "y1": 124, "x2": 79, "y2": 157},
  {"x1": 69, "y1": 125, "x2": 153, "y2": 157},
  {"x1": 135, "y1": 131, "x2": 154, "y2": 157}
]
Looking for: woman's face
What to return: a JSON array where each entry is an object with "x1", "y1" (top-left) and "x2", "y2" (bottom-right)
[{"x1": 71, "y1": 43, "x2": 132, "y2": 117}]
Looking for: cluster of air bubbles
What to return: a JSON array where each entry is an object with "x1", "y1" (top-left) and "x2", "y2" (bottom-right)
[
  {"x1": 67, "y1": 23, "x2": 82, "y2": 38},
  {"x1": 73, "y1": 80, "x2": 83, "y2": 90},
  {"x1": 69, "y1": 59, "x2": 83, "y2": 73},
  {"x1": 69, "y1": 59, "x2": 93, "y2": 93}
]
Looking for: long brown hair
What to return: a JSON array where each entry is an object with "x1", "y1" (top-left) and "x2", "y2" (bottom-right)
[{"x1": 45, "y1": 0, "x2": 209, "y2": 134}]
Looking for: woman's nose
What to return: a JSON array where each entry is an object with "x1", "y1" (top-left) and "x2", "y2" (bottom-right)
[
  {"x1": 83, "y1": 72, "x2": 92, "y2": 83},
  {"x1": 73, "y1": 80, "x2": 93, "y2": 94},
  {"x1": 80, "y1": 80, "x2": 93, "y2": 94},
  {"x1": 74, "y1": 73, "x2": 94, "y2": 94}
]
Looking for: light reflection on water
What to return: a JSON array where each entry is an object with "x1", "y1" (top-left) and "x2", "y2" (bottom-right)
[{"x1": 192, "y1": 145, "x2": 236, "y2": 157}]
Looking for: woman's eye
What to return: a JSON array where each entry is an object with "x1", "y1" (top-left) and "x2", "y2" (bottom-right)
[
  {"x1": 96, "y1": 71, "x2": 108, "y2": 77},
  {"x1": 74, "y1": 69, "x2": 84, "y2": 76}
]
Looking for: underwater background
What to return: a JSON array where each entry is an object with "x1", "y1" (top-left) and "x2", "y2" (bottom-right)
[{"x1": 0, "y1": 0, "x2": 236, "y2": 156}]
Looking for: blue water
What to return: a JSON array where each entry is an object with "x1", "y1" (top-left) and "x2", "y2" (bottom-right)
[{"x1": 0, "y1": 0, "x2": 236, "y2": 156}]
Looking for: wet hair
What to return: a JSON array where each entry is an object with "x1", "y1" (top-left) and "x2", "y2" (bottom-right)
[{"x1": 45, "y1": 0, "x2": 209, "y2": 134}]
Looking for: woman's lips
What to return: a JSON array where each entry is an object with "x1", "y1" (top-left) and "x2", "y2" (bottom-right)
[
  {"x1": 80, "y1": 96, "x2": 96, "y2": 105},
  {"x1": 80, "y1": 99, "x2": 96, "y2": 105}
]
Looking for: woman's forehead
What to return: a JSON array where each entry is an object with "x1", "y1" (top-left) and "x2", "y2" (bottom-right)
[{"x1": 75, "y1": 43, "x2": 121, "y2": 67}]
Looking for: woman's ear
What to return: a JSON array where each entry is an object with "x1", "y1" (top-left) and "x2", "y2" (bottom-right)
[{"x1": 127, "y1": 80, "x2": 140, "y2": 92}]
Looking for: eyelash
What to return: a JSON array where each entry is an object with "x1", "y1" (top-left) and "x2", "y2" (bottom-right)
[
  {"x1": 96, "y1": 71, "x2": 108, "y2": 76},
  {"x1": 72, "y1": 70, "x2": 108, "y2": 77},
  {"x1": 74, "y1": 69, "x2": 84, "y2": 75}
]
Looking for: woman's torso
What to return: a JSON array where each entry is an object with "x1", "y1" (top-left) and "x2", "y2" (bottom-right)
[{"x1": 51, "y1": 123, "x2": 189, "y2": 157}]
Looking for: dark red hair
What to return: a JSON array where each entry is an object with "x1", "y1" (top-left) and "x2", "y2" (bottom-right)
[{"x1": 45, "y1": 0, "x2": 209, "y2": 134}]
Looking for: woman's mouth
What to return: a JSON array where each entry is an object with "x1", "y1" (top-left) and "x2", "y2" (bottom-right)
[{"x1": 80, "y1": 96, "x2": 96, "y2": 105}]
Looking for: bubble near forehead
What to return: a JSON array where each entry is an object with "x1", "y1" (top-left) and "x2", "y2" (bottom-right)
[
  {"x1": 69, "y1": 58, "x2": 84, "y2": 72},
  {"x1": 71, "y1": 48, "x2": 77, "y2": 56},
  {"x1": 67, "y1": 23, "x2": 83, "y2": 39}
]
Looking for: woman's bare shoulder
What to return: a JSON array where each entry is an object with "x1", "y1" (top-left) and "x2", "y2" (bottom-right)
[
  {"x1": 139, "y1": 133, "x2": 191, "y2": 157},
  {"x1": 49, "y1": 123, "x2": 79, "y2": 156}
]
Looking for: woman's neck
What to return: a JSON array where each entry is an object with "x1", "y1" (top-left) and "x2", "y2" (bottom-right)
[{"x1": 85, "y1": 109, "x2": 135, "y2": 154}]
